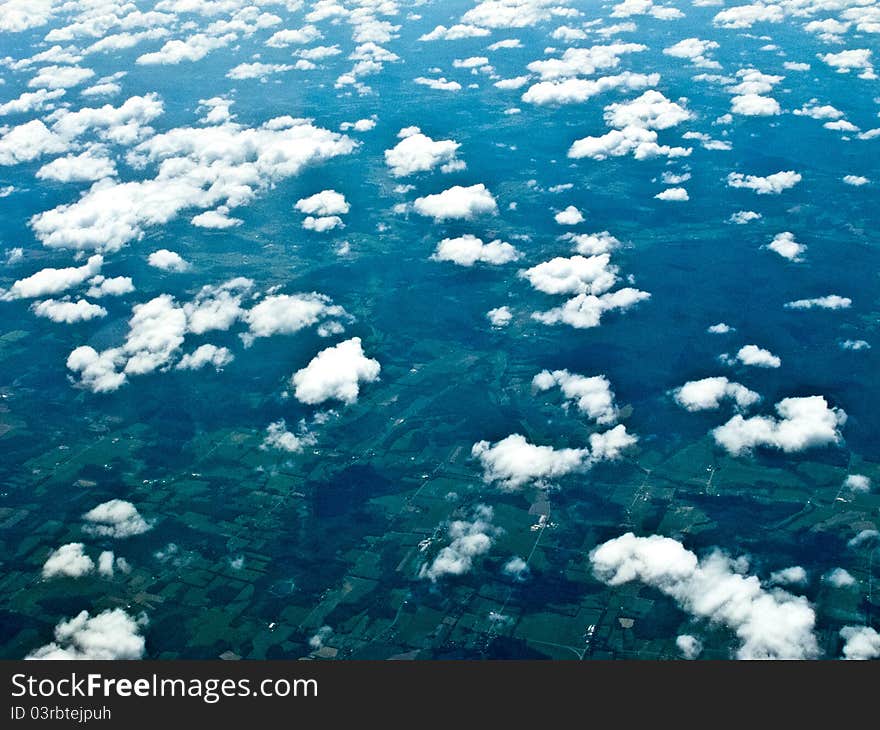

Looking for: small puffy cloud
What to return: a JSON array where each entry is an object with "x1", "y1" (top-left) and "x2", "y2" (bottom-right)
[
  {"x1": 554, "y1": 205, "x2": 584, "y2": 225},
  {"x1": 227, "y1": 62, "x2": 293, "y2": 80},
  {"x1": 175, "y1": 344, "x2": 233, "y2": 371},
  {"x1": 302, "y1": 215, "x2": 343, "y2": 232},
  {"x1": 83, "y1": 499, "x2": 151, "y2": 538},
  {"x1": 844, "y1": 474, "x2": 871, "y2": 492},
  {"x1": 42, "y1": 543, "x2": 95, "y2": 579},
  {"x1": 840, "y1": 339, "x2": 869, "y2": 351},
  {"x1": 840, "y1": 626, "x2": 880, "y2": 660},
  {"x1": 825, "y1": 568, "x2": 856, "y2": 588},
  {"x1": 769, "y1": 566, "x2": 808, "y2": 587},
  {"x1": 36, "y1": 149, "x2": 116, "y2": 183},
  {"x1": 267, "y1": 26, "x2": 322, "y2": 47},
  {"x1": 819, "y1": 49, "x2": 874, "y2": 77},
  {"x1": 533, "y1": 369, "x2": 620, "y2": 425},
  {"x1": 590, "y1": 532, "x2": 818, "y2": 659},
  {"x1": 413, "y1": 184, "x2": 498, "y2": 221},
  {"x1": 766, "y1": 232, "x2": 805, "y2": 261},
  {"x1": 431, "y1": 235, "x2": 522, "y2": 266},
  {"x1": 533, "y1": 288, "x2": 651, "y2": 329},
  {"x1": 673, "y1": 377, "x2": 760, "y2": 411},
  {"x1": 729, "y1": 210, "x2": 761, "y2": 224},
  {"x1": 843, "y1": 175, "x2": 869, "y2": 186},
  {"x1": 487, "y1": 306, "x2": 513, "y2": 327},
  {"x1": 569, "y1": 126, "x2": 691, "y2": 161},
  {"x1": 385, "y1": 129, "x2": 463, "y2": 177},
  {"x1": 3, "y1": 254, "x2": 102, "y2": 300},
  {"x1": 712, "y1": 395, "x2": 846, "y2": 456},
  {"x1": 191, "y1": 208, "x2": 242, "y2": 229},
  {"x1": 28, "y1": 65, "x2": 94, "y2": 90},
  {"x1": 731, "y1": 94, "x2": 781, "y2": 116},
  {"x1": 137, "y1": 33, "x2": 235, "y2": 65},
  {"x1": 472, "y1": 426, "x2": 636, "y2": 490},
  {"x1": 655, "y1": 187, "x2": 689, "y2": 201},
  {"x1": 502, "y1": 556, "x2": 529, "y2": 580},
  {"x1": 731, "y1": 344, "x2": 781, "y2": 368},
  {"x1": 727, "y1": 171, "x2": 802, "y2": 194},
  {"x1": 713, "y1": 3, "x2": 784, "y2": 29},
  {"x1": 794, "y1": 102, "x2": 843, "y2": 120},
  {"x1": 708, "y1": 322, "x2": 734, "y2": 334},
  {"x1": 243, "y1": 293, "x2": 346, "y2": 343},
  {"x1": 0, "y1": 120, "x2": 67, "y2": 166},
  {"x1": 663, "y1": 38, "x2": 720, "y2": 68},
  {"x1": 414, "y1": 76, "x2": 462, "y2": 92},
  {"x1": 26, "y1": 609, "x2": 146, "y2": 660},
  {"x1": 677, "y1": 634, "x2": 703, "y2": 659},
  {"x1": 148, "y1": 249, "x2": 189, "y2": 272},
  {"x1": 605, "y1": 90, "x2": 693, "y2": 130},
  {"x1": 261, "y1": 419, "x2": 315, "y2": 453},
  {"x1": 31, "y1": 298, "x2": 107, "y2": 323},
  {"x1": 292, "y1": 337, "x2": 380, "y2": 405},
  {"x1": 565, "y1": 231, "x2": 621, "y2": 256},
  {"x1": 86, "y1": 276, "x2": 134, "y2": 298},
  {"x1": 520, "y1": 254, "x2": 617, "y2": 296},
  {"x1": 294, "y1": 190, "x2": 350, "y2": 216},
  {"x1": 420, "y1": 24, "x2": 491, "y2": 41},
  {"x1": 785, "y1": 295, "x2": 851, "y2": 310},
  {"x1": 420, "y1": 505, "x2": 496, "y2": 581},
  {"x1": 522, "y1": 72, "x2": 659, "y2": 105}
]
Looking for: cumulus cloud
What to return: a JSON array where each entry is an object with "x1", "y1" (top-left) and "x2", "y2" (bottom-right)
[
  {"x1": 420, "y1": 505, "x2": 497, "y2": 581},
  {"x1": 42, "y1": 543, "x2": 95, "y2": 579},
  {"x1": 175, "y1": 344, "x2": 233, "y2": 371},
  {"x1": 677, "y1": 634, "x2": 703, "y2": 659},
  {"x1": 261, "y1": 419, "x2": 316, "y2": 453},
  {"x1": 291, "y1": 337, "x2": 380, "y2": 406},
  {"x1": 86, "y1": 276, "x2": 133, "y2": 298},
  {"x1": 655, "y1": 187, "x2": 689, "y2": 201},
  {"x1": 82, "y1": 499, "x2": 151, "y2": 538},
  {"x1": 3, "y1": 254, "x2": 102, "y2": 300},
  {"x1": 472, "y1": 426, "x2": 636, "y2": 490},
  {"x1": 733, "y1": 344, "x2": 781, "y2": 368},
  {"x1": 413, "y1": 184, "x2": 498, "y2": 221},
  {"x1": 554, "y1": 205, "x2": 584, "y2": 225},
  {"x1": 487, "y1": 306, "x2": 513, "y2": 327},
  {"x1": 825, "y1": 568, "x2": 856, "y2": 588},
  {"x1": 30, "y1": 117, "x2": 355, "y2": 252},
  {"x1": 431, "y1": 235, "x2": 522, "y2": 266},
  {"x1": 31, "y1": 298, "x2": 107, "y2": 323},
  {"x1": 727, "y1": 171, "x2": 801, "y2": 194},
  {"x1": 27, "y1": 609, "x2": 146, "y2": 660},
  {"x1": 532, "y1": 288, "x2": 651, "y2": 329},
  {"x1": 569, "y1": 126, "x2": 691, "y2": 161},
  {"x1": 36, "y1": 149, "x2": 116, "y2": 183},
  {"x1": 673, "y1": 377, "x2": 760, "y2": 411},
  {"x1": 731, "y1": 94, "x2": 781, "y2": 116},
  {"x1": 840, "y1": 626, "x2": 880, "y2": 660},
  {"x1": 519, "y1": 254, "x2": 618, "y2": 296},
  {"x1": 533, "y1": 369, "x2": 620, "y2": 424},
  {"x1": 147, "y1": 249, "x2": 189, "y2": 272},
  {"x1": 294, "y1": 190, "x2": 350, "y2": 216},
  {"x1": 712, "y1": 396, "x2": 846, "y2": 456},
  {"x1": 0, "y1": 120, "x2": 67, "y2": 166},
  {"x1": 766, "y1": 232, "x2": 805, "y2": 261},
  {"x1": 844, "y1": 474, "x2": 871, "y2": 492},
  {"x1": 591, "y1": 532, "x2": 818, "y2": 659},
  {"x1": 522, "y1": 72, "x2": 659, "y2": 105},
  {"x1": 243, "y1": 292, "x2": 346, "y2": 345},
  {"x1": 785, "y1": 295, "x2": 851, "y2": 310}
]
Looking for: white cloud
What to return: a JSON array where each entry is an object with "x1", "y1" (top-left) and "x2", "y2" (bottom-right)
[
  {"x1": 840, "y1": 626, "x2": 880, "y2": 660},
  {"x1": 526, "y1": 43, "x2": 648, "y2": 81},
  {"x1": 727, "y1": 171, "x2": 801, "y2": 194},
  {"x1": 604, "y1": 90, "x2": 693, "y2": 130},
  {"x1": 413, "y1": 76, "x2": 462, "y2": 92},
  {"x1": 472, "y1": 426, "x2": 636, "y2": 490},
  {"x1": 766, "y1": 232, "x2": 805, "y2": 261},
  {"x1": 3, "y1": 254, "x2": 102, "y2": 300},
  {"x1": 136, "y1": 33, "x2": 236, "y2": 65},
  {"x1": 785, "y1": 295, "x2": 851, "y2": 310},
  {"x1": 663, "y1": 38, "x2": 720, "y2": 68},
  {"x1": 384, "y1": 129, "x2": 463, "y2": 177},
  {"x1": 413, "y1": 184, "x2": 498, "y2": 221},
  {"x1": 713, "y1": 4, "x2": 784, "y2": 29},
  {"x1": 520, "y1": 254, "x2": 618, "y2": 295},
  {"x1": 420, "y1": 24, "x2": 491, "y2": 41},
  {"x1": 261, "y1": 419, "x2": 315, "y2": 453},
  {"x1": 673, "y1": 377, "x2": 760, "y2": 411},
  {"x1": 0, "y1": 88, "x2": 66, "y2": 116},
  {"x1": 819, "y1": 49, "x2": 874, "y2": 78},
  {"x1": 243, "y1": 292, "x2": 346, "y2": 344},
  {"x1": 86, "y1": 276, "x2": 134, "y2": 298},
  {"x1": 729, "y1": 211, "x2": 761, "y2": 224},
  {"x1": 769, "y1": 566, "x2": 807, "y2": 587},
  {"x1": 28, "y1": 65, "x2": 94, "y2": 90},
  {"x1": 533, "y1": 369, "x2": 620, "y2": 425},
  {"x1": 175, "y1": 344, "x2": 233, "y2": 371},
  {"x1": 590, "y1": 532, "x2": 818, "y2": 659},
  {"x1": 83, "y1": 499, "x2": 151, "y2": 538},
  {"x1": 42, "y1": 543, "x2": 95, "y2": 579},
  {"x1": 26, "y1": 609, "x2": 147, "y2": 660},
  {"x1": 533, "y1": 288, "x2": 651, "y2": 329},
  {"x1": 294, "y1": 190, "x2": 350, "y2": 216},
  {"x1": 266, "y1": 25, "x2": 322, "y2": 47},
  {"x1": 191, "y1": 208, "x2": 242, "y2": 229},
  {"x1": 487, "y1": 306, "x2": 513, "y2": 327},
  {"x1": 302, "y1": 215, "x2": 344, "y2": 232},
  {"x1": 564, "y1": 231, "x2": 621, "y2": 256},
  {"x1": 31, "y1": 298, "x2": 107, "y2": 323},
  {"x1": 554, "y1": 205, "x2": 584, "y2": 225},
  {"x1": 0, "y1": 120, "x2": 67, "y2": 166},
  {"x1": 734, "y1": 344, "x2": 781, "y2": 368},
  {"x1": 431, "y1": 235, "x2": 522, "y2": 266},
  {"x1": 291, "y1": 337, "x2": 380, "y2": 405},
  {"x1": 36, "y1": 149, "x2": 116, "y2": 183},
  {"x1": 569, "y1": 126, "x2": 691, "y2": 161},
  {"x1": 843, "y1": 175, "x2": 869, "y2": 186},
  {"x1": 825, "y1": 568, "x2": 856, "y2": 587},
  {"x1": 522, "y1": 72, "x2": 659, "y2": 105},
  {"x1": 677, "y1": 634, "x2": 703, "y2": 659},
  {"x1": 148, "y1": 249, "x2": 189, "y2": 272},
  {"x1": 712, "y1": 395, "x2": 846, "y2": 456},
  {"x1": 844, "y1": 474, "x2": 871, "y2": 492},
  {"x1": 708, "y1": 322, "x2": 734, "y2": 334},
  {"x1": 420, "y1": 505, "x2": 496, "y2": 581},
  {"x1": 655, "y1": 187, "x2": 689, "y2": 201},
  {"x1": 731, "y1": 93, "x2": 781, "y2": 116}
]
